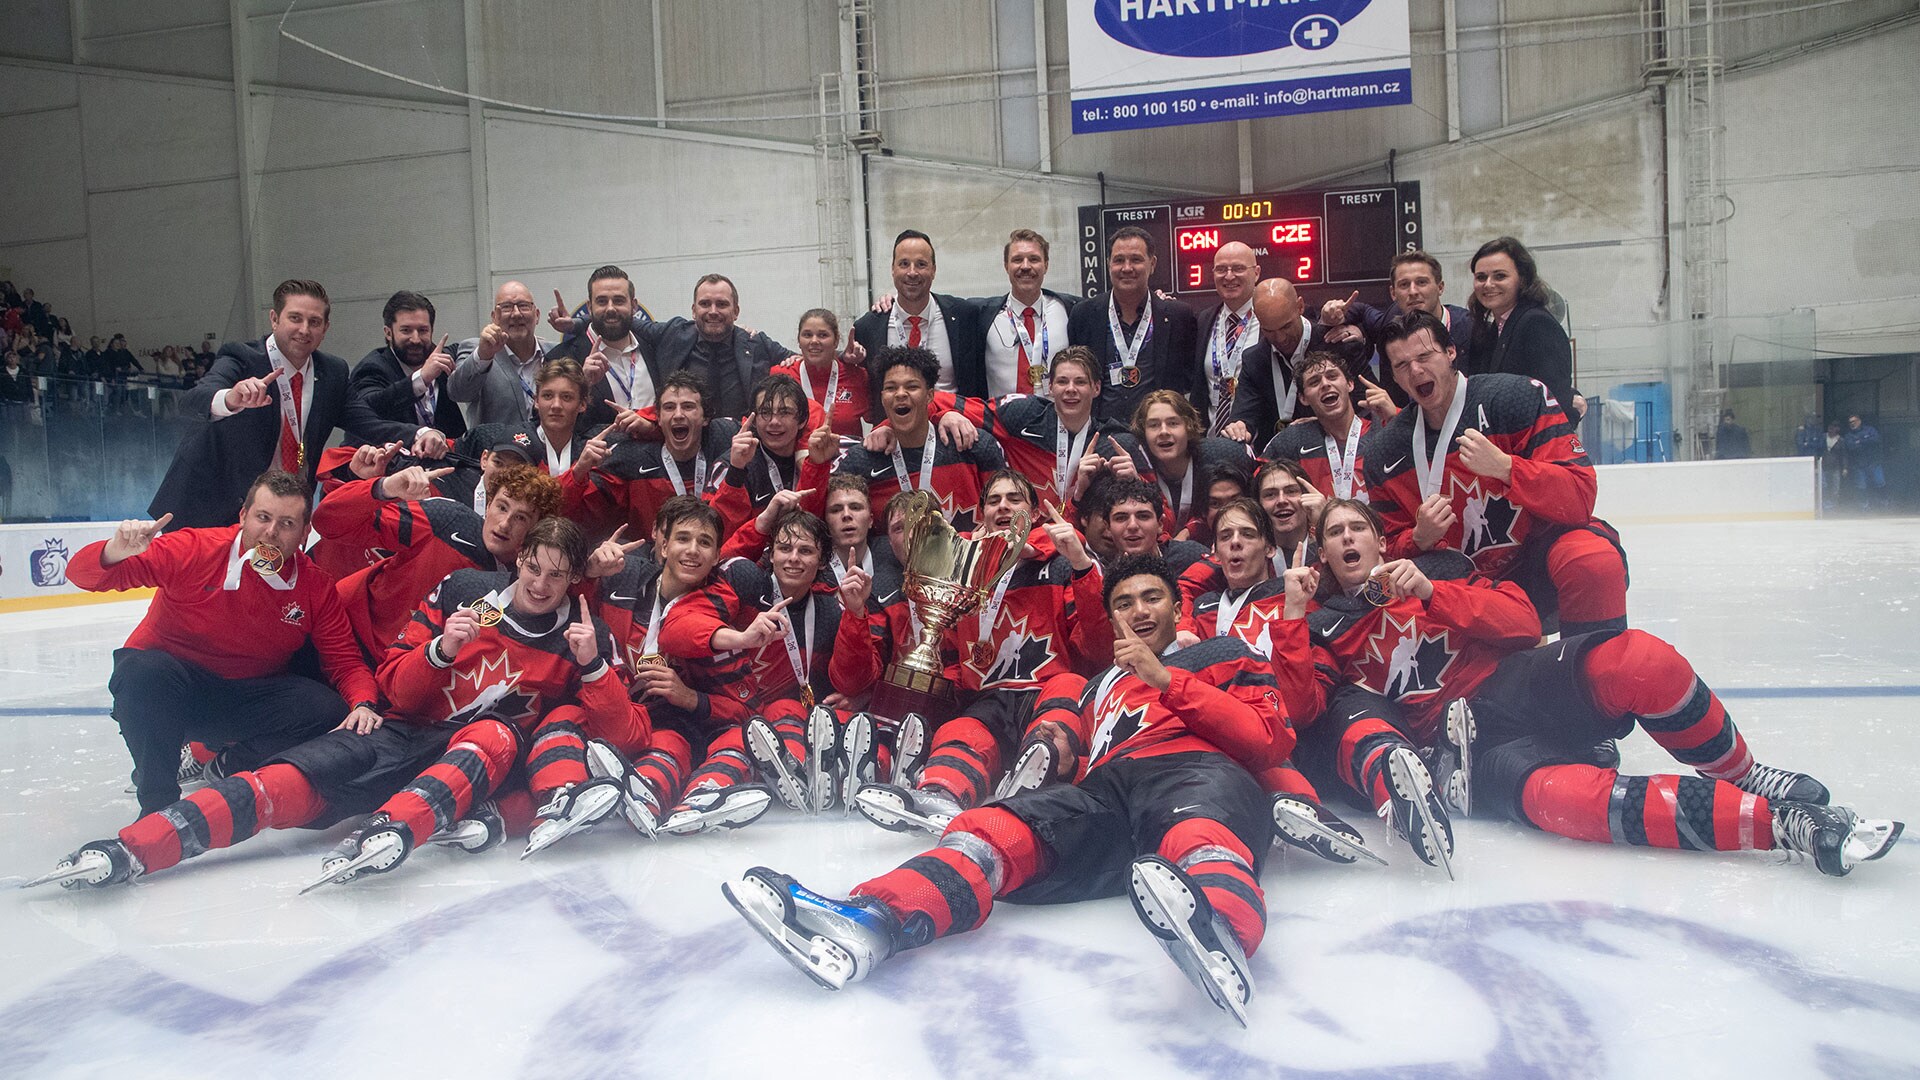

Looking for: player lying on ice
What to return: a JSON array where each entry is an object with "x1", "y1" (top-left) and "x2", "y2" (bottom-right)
[
  {"x1": 26, "y1": 516, "x2": 647, "y2": 891},
  {"x1": 1278, "y1": 497, "x2": 1902, "y2": 878},
  {"x1": 723, "y1": 554, "x2": 1293, "y2": 1026}
]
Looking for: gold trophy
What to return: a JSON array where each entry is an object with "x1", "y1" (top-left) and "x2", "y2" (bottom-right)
[{"x1": 870, "y1": 491, "x2": 1030, "y2": 723}]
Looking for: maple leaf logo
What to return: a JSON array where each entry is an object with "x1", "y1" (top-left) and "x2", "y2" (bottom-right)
[
  {"x1": 1447, "y1": 473, "x2": 1519, "y2": 560},
  {"x1": 442, "y1": 649, "x2": 537, "y2": 724},
  {"x1": 1359, "y1": 611, "x2": 1457, "y2": 702},
  {"x1": 971, "y1": 612, "x2": 1057, "y2": 685},
  {"x1": 1088, "y1": 698, "x2": 1150, "y2": 764}
]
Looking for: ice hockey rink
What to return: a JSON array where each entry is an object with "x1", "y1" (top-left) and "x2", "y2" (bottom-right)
[{"x1": 2, "y1": 518, "x2": 1916, "y2": 1079}]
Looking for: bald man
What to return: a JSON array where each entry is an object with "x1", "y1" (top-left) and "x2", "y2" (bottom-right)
[
  {"x1": 451, "y1": 281, "x2": 556, "y2": 426},
  {"x1": 1194, "y1": 241, "x2": 1262, "y2": 435},
  {"x1": 1221, "y1": 280, "x2": 1360, "y2": 446}
]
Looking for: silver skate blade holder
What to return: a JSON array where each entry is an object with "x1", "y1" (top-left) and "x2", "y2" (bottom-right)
[{"x1": 19, "y1": 863, "x2": 97, "y2": 890}]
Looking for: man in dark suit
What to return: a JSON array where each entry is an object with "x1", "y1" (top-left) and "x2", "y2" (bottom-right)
[
  {"x1": 632, "y1": 273, "x2": 792, "y2": 421},
  {"x1": 1316, "y1": 250, "x2": 1467, "y2": 407},
  {"x1": 972, "y1": 228, "x2": 1079, "y2": 399},
  {"x1": 344, "y1": 290, "x2": 466, "y2": 455},
  {"x1": 546, "y1": 265, "x2": 659, "y2": 430},
  {"x1": 150, "y1": 280, "x2": 359, "y2": 529},
  {"x1": 1191, "y1": 240, "x2": 1262, "y2": 435},
  {"x1": 1222, "y1": 279, "x2": 1350, "y2": 448},
  {"x1": 853, "y1": 230, "x2": 985, "y2": 415},
  {"x1": 1066, "y1": 225, "x2": 1198, "y2": 429}
]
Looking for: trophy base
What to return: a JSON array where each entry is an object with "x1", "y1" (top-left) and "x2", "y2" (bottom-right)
[{"x1": 873, "y1": 661, "x2": 957, "y2": 725}]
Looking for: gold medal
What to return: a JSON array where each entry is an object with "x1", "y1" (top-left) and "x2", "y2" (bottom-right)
[
  {"x1": 969, "y1": 641, "x2": 995, "y2": 669},
  {"x1": 249, "y1": 543, "x2": 284, "y2": 575},
  {"x1": 637, "y1": 653, "x2": 666, "y2": 668},
  {"x1": 466, "y1": 598, "x2": 504, "y2": 627},
  {"x1": 1029, "y1": 362, "x2": 1047, "y2": 391},
  {"x1": 1361, "y1": 568, "x2": 1392, "y2": 607},
  {"x1": 1223, "y1": 375, "x2": 1237, "y2": 402},
  {"x1": 801, "y1": 684, "x2": 816, "y2": 711}
]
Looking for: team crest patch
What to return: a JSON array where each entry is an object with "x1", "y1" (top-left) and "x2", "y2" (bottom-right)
[{"x1": 280, "y1": 601, "x2": 307, "y2": 626}]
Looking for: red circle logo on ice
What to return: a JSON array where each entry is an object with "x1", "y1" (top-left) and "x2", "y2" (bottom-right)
[{"x1": 1094, "y1": 0, "x2": 1373, "y2": 58}]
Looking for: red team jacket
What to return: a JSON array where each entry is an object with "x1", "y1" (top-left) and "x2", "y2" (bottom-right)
[
  {"x1": 1058, "y1": 635, "x2": 1293, "y2": 777},
  {"x1": 834, "y1": 430, "x2": 1006, "y2": 534},
  {"x1": 312, "y1": 479, "x2": 505, "y2": 653},
  {"x1": 563, "y1": 421, "x2": 735, "y2": 540},
  {"x1": 377, "y1": 566, "x2": 642, "y2": 746},
  {"x1": 771, "y1": 355, "x2": 869, "y2": 439},
  {"x1": 1282, "y1": 552, "x2": 1543, "y2": 744},
  {"x1": 69, "y1": 525, "x2": 378, "y2": 706},
  {"x1": 1362, "y1": 374, "x2": 1596, "y2": 578},
  {"x1": 591, "y1": 554, "x2": 748, "y2": 734}
]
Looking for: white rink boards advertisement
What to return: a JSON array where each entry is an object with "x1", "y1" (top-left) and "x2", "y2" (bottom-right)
[
  {"x1": 1067, "y1": 0, "x2": 1412, "y2": 133},
  {"x1": 0, "y1": 522, "x2": 116, "y2": 602}
]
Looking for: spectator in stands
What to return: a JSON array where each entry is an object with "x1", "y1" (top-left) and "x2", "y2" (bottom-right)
[
  {"x1": 1464, "y1": 236, "x2": 1574, "y2": 407},
  {"x1": 2, "y1": 300, "x2": 21, "y2": 339},
  {"x1": 1795, "y1": 413, "x2": 1824, "y2": 458},
  {"x1": 153, "y1": 346, "x2": 181, "y2": 382},
  {"x1": 149, "y1": 279, "x2": 357, "y2": 529},
  {"x1": 23, "y1": 290, "x2": 53, "y2": 338},
  {"x1": 195, "y1": 335, "x2": 217, "y2": 367},
  {"x1": 1844, "y1": 413, "x2": 1888, "y2": 510},
  {"x1": 0, "y1": 280, "x2": 19, "y2": 308},
  {"x1": 0, "y1": 346, "x2": 33, "y2": 405},
  {"x1": 1715, "y1": 409, "x2": 1752, "y2": 459},
  {"x1": 53, "y1": 317, "x2": 74, "y2": 353},
  {"x1": 103, "y1": 334, "x2": 141, "y2": 381}
]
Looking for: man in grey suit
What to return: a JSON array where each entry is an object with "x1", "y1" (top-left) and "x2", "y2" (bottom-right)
[{"x1": 450, "y1": 280, "x2": 553, "y2": 427}]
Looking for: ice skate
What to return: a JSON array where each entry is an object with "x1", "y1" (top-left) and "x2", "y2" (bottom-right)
[
  {"x1": 892, "y1": 712, "x2": 929, "y2": 786},
  {"x1": 805, "y1": 706, "x2": 839, "y2": 814},
  {"x1": 993, "y1": 740, "x2": 1057, "y2": 801},
  {"x1": 839, "y1": 713, "x2": 881, "y2": 813},
  {"x1": 852, "y1": 782, "x2": 961, "y2": 836},
  {"x1": 1271, "y1": 794, "x2": 1385, "y2": 866},
  {"x1": 300, "y1": 815, "x2": 410, "y2": 894},
  {"x1": 585, "y1": 738, "x2": 660, "y2": 838},
  {"x1": 1427, "y1": 699, "x2": 1476, "y2": 817},
  {"x1": 1383, "y1": 746, "x2": 1454, "y2": 880},
  {"x1": 659, "y1": 783, "x2": 775, "y2": 835},
  {"x1": 22, "y1": 840, "x2": 142, "y2": 891},
  {"x1": 1729, "y1": 762, "x2": 1830, "y2": 806},
  {"x1": 745, "y1": 717, "x2": 810, "y2": 813},
  {"x1": 1128, "y1": 855, "x2": 1255, "y2": 1027},
  {"x1": 721, "y1": 866, "x2": 904, "y2": 990},
  {"x1": 522, "y1": 779, "x2": 621, "y2": 858},
  {"x1": 426, "y1": 801, "x2": 505, "y2": 854},
  {"x1": 1773, "y1": 801, "x2": 1904, "y2": 877}
]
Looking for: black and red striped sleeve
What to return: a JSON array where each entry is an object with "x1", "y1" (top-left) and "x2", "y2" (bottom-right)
[{"x1": 1165, "y1": 651, "x2": 1294, "y2": 770}]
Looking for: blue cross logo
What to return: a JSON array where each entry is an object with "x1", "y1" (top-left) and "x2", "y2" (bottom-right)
[{"x1": 1292, "y1": 15, "x2": 1340, "y2": 50}]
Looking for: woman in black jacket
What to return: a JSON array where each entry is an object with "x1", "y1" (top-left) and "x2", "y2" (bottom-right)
[{"x1": 1464, "y1": 236, "x2": 1574, "y2": 408}]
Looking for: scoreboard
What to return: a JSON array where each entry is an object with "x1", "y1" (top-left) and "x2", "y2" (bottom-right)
[{"x1": 1076, "y1": 182, "x2": 1422, "y2": 309}]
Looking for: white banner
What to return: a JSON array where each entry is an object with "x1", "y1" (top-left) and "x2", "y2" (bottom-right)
[
  {"x1": 1067, "y1": 0, "x2": 1412, "y2": 133},
  {"x1": 0, "y1": 522, "x2": 118, "y2": 601}
]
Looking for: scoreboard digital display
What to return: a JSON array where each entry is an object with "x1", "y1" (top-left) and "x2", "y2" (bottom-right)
[{"x1": 1077, "y1": 182, "x2": 1422, "y2": 309}]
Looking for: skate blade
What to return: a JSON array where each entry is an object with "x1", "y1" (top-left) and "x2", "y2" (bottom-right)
[
  {"x1": 662, "y1": 789, "x2": 776, "y2": 835},
  {"x1": 993, "y1": 744, "x2": 1052, "y2": 802},
  {"x1": 1128, "y1": 859, "x2": 1251, "y2": 1028},
  {"x1": 1387, "y1": 751, "x2": 1455, "y2": 881},
  {"x1": 806, "y1": 710, "x2": 837, "y2": 814},
  {"x1": 851, "y1": 789, "x2": 947, "y2": 836},
  {"x1": 721, "y1": 878, "x2": 849, "y2": 991},
  {"x1": 298, "y1": 849, "x2": 387, "y2": 895},
  {"x1": 1444, "y1": 700, "x2": 1475, "y2": 818},
  {"x1": 619, "y1": 799, "x2": 660, "y2": 840},
  {"x1": 1273, "y1": 803, "x2": 1388, "y2": 867},
  {"x1": 746, "y1": 725, "x2": 811, "y2": 813},
  {"x1": 20, "y1": 862, "x2": 100, "y2": 890},
  {"x1": 1847, "y1": 818, "x2": 1905, "y2": 864}
]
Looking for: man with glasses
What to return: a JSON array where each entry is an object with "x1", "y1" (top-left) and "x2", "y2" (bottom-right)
[{"x1": 452, "y1": 281, "x2": 554, "y2": 426}]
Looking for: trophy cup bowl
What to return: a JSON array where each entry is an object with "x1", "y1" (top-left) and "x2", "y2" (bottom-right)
[{"x1": 871, "y1": 492, "x2": 1030, "y2": 723}]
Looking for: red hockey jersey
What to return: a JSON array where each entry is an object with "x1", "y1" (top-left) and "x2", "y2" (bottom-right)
[
  {"x1": 1261, "y1": 415, "x2": 1372, "y2": 502},
  {"x1": 1068, "y1": 635, "x2": 1293, "y2": 775},
  {"x1": 312, "y1": 479, "x2": 505, "y2": 654}
]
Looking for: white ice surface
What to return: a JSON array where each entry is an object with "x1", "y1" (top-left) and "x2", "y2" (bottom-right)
[{"x1": 2, "y1": 520, "x2": 1918, "y2": 1078}]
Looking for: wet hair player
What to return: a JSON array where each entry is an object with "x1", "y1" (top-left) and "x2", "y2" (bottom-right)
[{"x1": 723, "y1": 554, "x2": 1292, "y2": 1026}]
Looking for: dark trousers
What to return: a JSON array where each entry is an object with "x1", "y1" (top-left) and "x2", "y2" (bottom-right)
[{"x1": 110, "y1": 648, "x2": 347, "y2": 813}]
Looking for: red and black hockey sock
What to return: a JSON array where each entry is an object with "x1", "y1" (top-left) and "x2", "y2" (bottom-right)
[
  {"x1": 527, "y1": 708, "x2": 591, "y2": 804},
  {"x1": 680, "y1": 726, "x2": 753, "y2": 798},
  {"x1": 1547, "y1": 528, "x2": 1628, "y2": 634},
  {"x1": 634, "y1": 729, "x2": 693, "y2": 806},
  {"x1": 919, "y1": 717, "x2": 1002, "y2": 808},
  {"x1": 117, "y1": 764, "x2": 327, "y2": 874},
  {"x1": 1520, "y1": 764, "x2": 1774, "y2": 850},
  {"x1": 1337, "y1": 720, "x2": 1408, "y2": 811},
  {"x1": 1582, "y1": 631, "x2": 1753, "y2": 781},
  {"x1": 1255, "y1": 761, "x2": 1321, "y2": 801},
  {"x1": 376, "y1": 718, "x2": 519, "y2": 847},
  {"x1": 852, "y1": 807, "x2": 1047, "y2": 948},
  {"x1": 1159, "y1": 818, "x2": 1267, "y2": 955}
]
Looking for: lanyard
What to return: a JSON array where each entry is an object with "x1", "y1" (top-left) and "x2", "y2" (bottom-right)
[
  {"x1": 667, "y1": 450, "x2": 708, "y2": 496},
  {"x1": 1324, "y1": 415, "x2": 1363, "y2": 500},
  {"x1": 267, "y1": 337, "x2": 305, "y2": 469},
  {"x1": 889, "y1": 440, "x2": 938, "y2": 492},
  {"x1": 762, "y1": 450, "x2": 788, "y2": 494},
  {"x1": 1414, "y1": 373, "x2": 1469, "y2": 499},
  {"x1": 543, "y1": 432, "x2": 573, "y2": 475},
  {"x1": 641, "y1": 586, "x2": 684, "y2": 658},
  {"x1": 1055, "y1": 416, "x2": 1091, "y2": 498},
  {"x1": 1205, "y1": 306, "x2": 1253, "y2": 384},
  {"x1": 976, "y1": 561, "x2": 1016, "y2": 640},
  {"x1": 1273, "y1": 317, "x2": 1309, "y2": 421},
  {"x1": 799, "y1": 357, "x2": 839, "y2": 416},
  {"x1": 512, "y1": 344, "x2": 541, "y2": 414},
  {"x1": 1156, "y1": 462, "x2": 1194, "y2": 523},
  {"x1": 892, "y1": 304, "x2": 936, "y2": 346},
  {"x1": 594, "y1": 329, "x2": 644, "y2": 409},
  {"x1": 780, "y1": 593, "x2": 817, "y2": 694},
  {"x1": 1108, "y1": 295, "x2": 1152, "y2": 374},
  {"x1": 472, "y1": 480, "x2": 488, "y2": 514},
  {"x1": 1005, "y1": 300, "x2": 1049, "y2": 367},
  {"x1": 1213, "y1": 584, "x2": 1253, "y2": 639}
]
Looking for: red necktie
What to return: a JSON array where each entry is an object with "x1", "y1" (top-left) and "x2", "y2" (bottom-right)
[
  {"x1": 1015, "y1": 306, "x2": 1038, "y2": 395},
  {"x1": 279, "y1": 369, "x2": 304, "y2": 473},
  {"x1": 907, "y1": 315, "x2": 923, "y2": 349}
]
